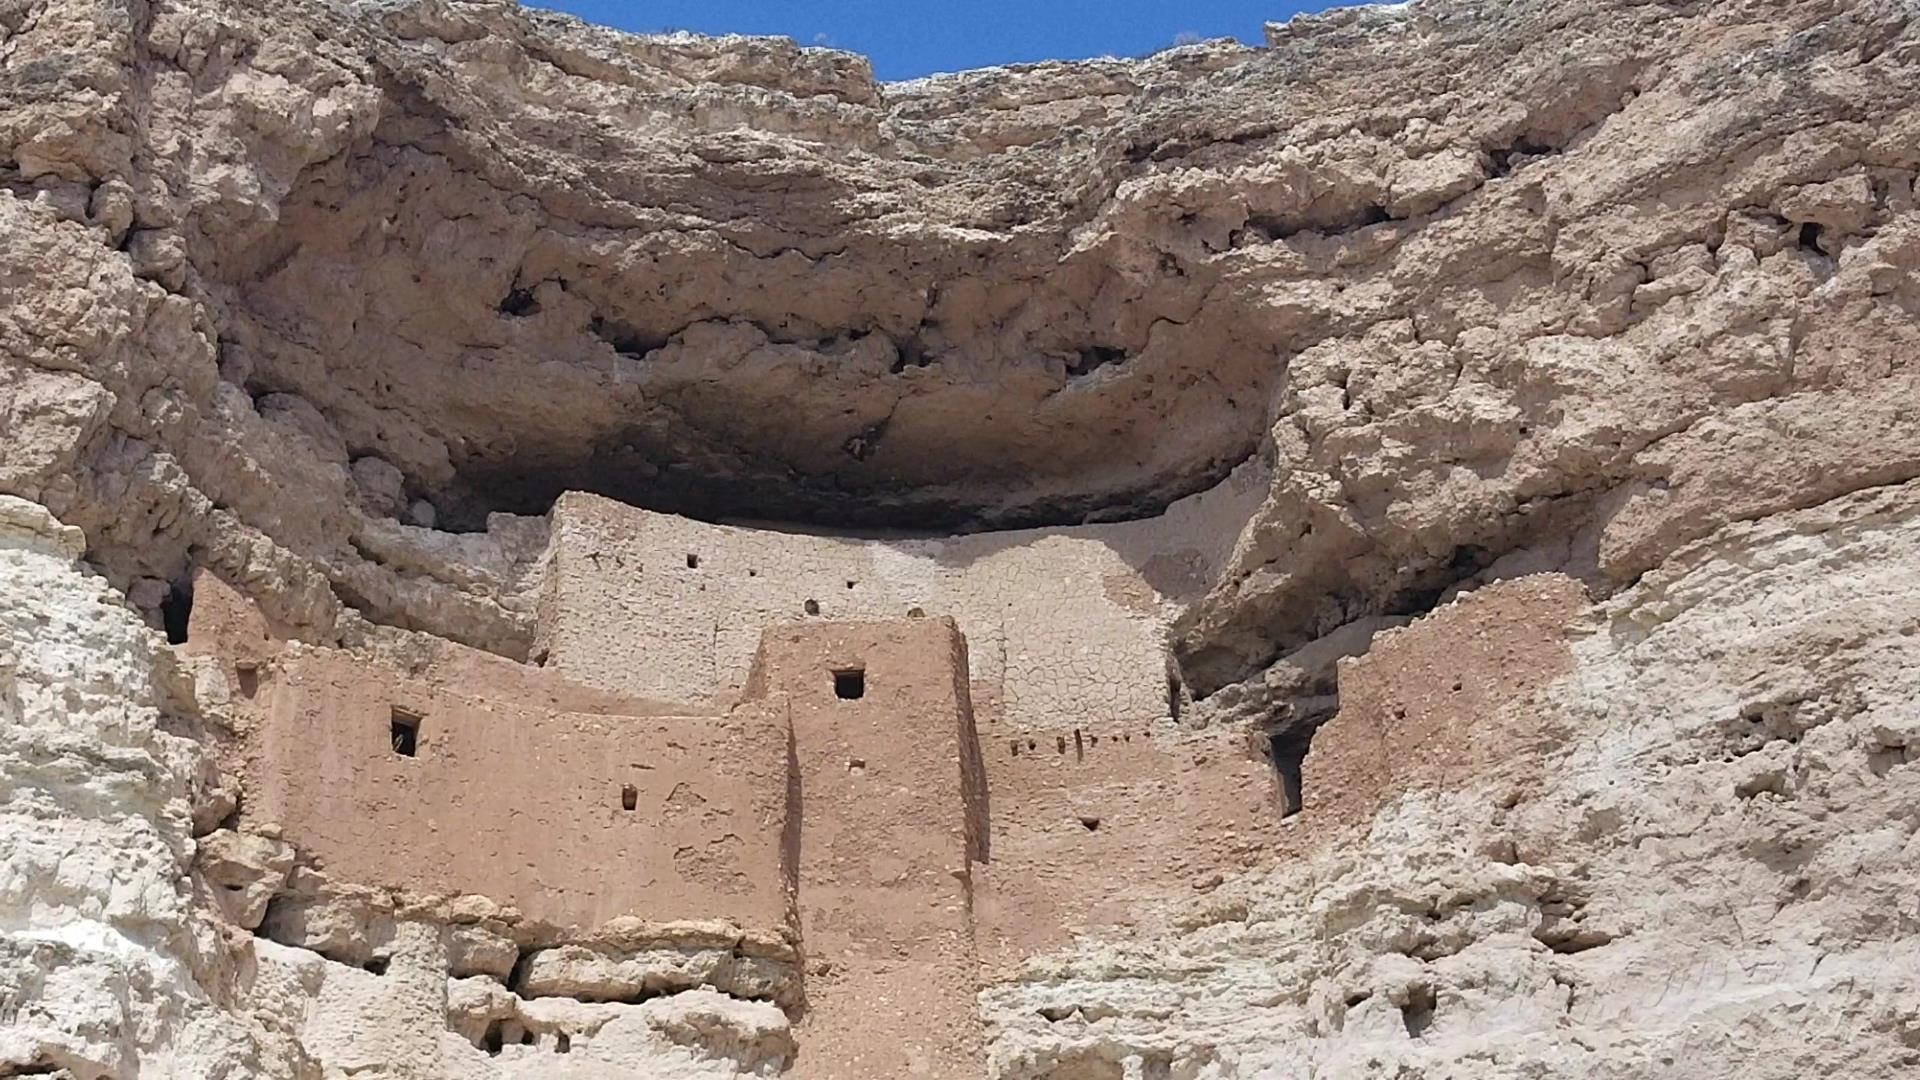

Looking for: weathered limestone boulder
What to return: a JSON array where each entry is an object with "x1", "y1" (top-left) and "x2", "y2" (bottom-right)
[
  {"x1": 193, "y1": 829, "x2": 295, "y2": 930},
  {"x1": 517, "y1": 939, "x2": 797, "y2": 1009}
]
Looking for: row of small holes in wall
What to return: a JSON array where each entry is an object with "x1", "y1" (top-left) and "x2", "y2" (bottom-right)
[
  {"x1": 797, "y1": 594, "x2": 933, "y2": 618},
  {"x1": 686, "y1": 552, "x2": 858, "y2": 592},
  {"x1": 1008, "y1": 728, "x2": 1149, "y2": 758},
  {"x1": 680, "y1": 553, "x2": 930, "y2": 620},
  {"x1": 800, "y1": 599, "x2": 928, "y2": 617},
  {"x1": 803, "y1": 601, "x2": 929, "y2": 617}
]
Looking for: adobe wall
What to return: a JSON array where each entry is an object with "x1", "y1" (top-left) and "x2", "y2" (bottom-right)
[
  {"x1": 188, "y1": 574, "x2": 793, "y2": 936},
  {"x1": 533, "y1": 462, "x2": 1265, "y2": 729},
  {"x1": 242, "y1": 658, "x2": 793, "y2": 932},
  {"x1": 186, "y1": 568, "x2": 696, "y2": 720},
  {"x1": 192, "y1": 564, "x2": 1289, "y2": 1076},
  {"x1": 744, "y1": 618, "x2": 985, "y2": 1079},
  {"x1": 1297, "y1": 575, "x2": 1587, "y2": 835},
  {"x1": 736, "y1": 614, "x2": 1286, "y2": 1068},
  {"x1": 973, "y1": 724, "x2": 1280, "y2": 972}
]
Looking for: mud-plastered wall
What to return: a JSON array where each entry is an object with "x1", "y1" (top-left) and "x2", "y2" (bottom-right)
[
  {"x1": 974, "y1": 723, "x2": 1280, "y2": 971},
  {"x1": 218, "y1": 641, "x2": 793, "y2": 935},
  {"x1": 747, "y1": 618, "x2": 986, "y2": 1079},
  {"x1": 536, "y1": 463, "x2": 1265, "y2": 730}
]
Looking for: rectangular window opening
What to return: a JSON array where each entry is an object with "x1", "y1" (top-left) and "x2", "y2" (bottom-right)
[
  {"x1": 390, "y1": 707, "x2": 422, "y2": 757},
  {"x1": 833, "y1": 668, "x2": 866, "y2": 700}
]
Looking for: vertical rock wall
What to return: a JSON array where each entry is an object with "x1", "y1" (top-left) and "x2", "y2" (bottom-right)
[
  {"x1": 0, "y1": 496, "x2": 307, "y2": 1078},
  {"x1": 982, "y1": 483, "x2": 1920, "y2": 1078}
]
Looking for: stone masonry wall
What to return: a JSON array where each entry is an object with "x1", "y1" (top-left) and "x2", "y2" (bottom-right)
[
  {"x1": 535, "y1": 463, "x2": 1265, "y2": 730},
  {"x1": 749, "y1": 618, "x2": 986, "y2": 1078},
  {"x1": 973, "y1": 724, "x2": 1280, "y2": 976},
  {"x1": 168, "y1": 511, "x2": 1295, "y2": 1078},
  {"x1": 239, "y1": 653, "x2": 793, "y2": 933},
  {"x1": 185, "y1": 572, "x2": 793, "y2": 937}
]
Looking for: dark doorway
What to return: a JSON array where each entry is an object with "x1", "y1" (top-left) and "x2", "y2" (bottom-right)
[
  {"x1": 160, "y1": 580, "x2": 193, "y2": 644},
  {"x1": 1270, "y1": 730, "x2": 1310, "y2": 818}
]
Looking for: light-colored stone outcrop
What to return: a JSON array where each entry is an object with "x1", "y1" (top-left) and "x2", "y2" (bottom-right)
[
  {"x1": 986, "y1": 480, "x2": 1920, "y2": 1076},
  {"x1": 7, "y1": 0, "x2": 1920, "y2": 1075},
  {"x1": 0, "y1": 496, "x2": 307, "y2": 1077}
]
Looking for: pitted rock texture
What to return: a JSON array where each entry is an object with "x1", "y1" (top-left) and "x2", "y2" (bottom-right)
[
  {"x1": 4, "y1": 0, "x2": 1915, "y2": 669},
  {"x1": 0, "y1": 496, "x2": 308, "y2": 1078},
  {"x1": 6, "y1": 0, "x2": 1920, "y2": 1076},
  {"x1": 0, "y1": 497, "x2": 801, "y2": 1080},
  {"x1": 986, "y1": 482, "x2": 1920, "y2": 1080}
]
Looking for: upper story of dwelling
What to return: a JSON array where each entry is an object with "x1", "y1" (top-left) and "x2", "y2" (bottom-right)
[{"x1": 530, "y1": 460, "x2": 1266, "y2": 729}]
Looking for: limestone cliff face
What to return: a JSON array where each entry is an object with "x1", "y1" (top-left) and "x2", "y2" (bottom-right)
[
  {"x1": 993, "y1": 489, "x2": 1920, "y2": 1077},
  {"x1": 3, "y1": 0, "x2": 1920, "y2": 1076},
  {"x1": 0, "y1": 496, "x2": 313, "y2": 1078}
]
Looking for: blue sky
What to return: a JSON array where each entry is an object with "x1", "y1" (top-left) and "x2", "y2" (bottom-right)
[{"x1": 534, "y1": 1, "x2": 1365, "y2": 81}]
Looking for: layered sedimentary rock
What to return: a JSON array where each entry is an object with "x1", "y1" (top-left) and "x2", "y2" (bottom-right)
[{"x1": 5, "y1": 0, "x2": 1920, "y2": 1075}]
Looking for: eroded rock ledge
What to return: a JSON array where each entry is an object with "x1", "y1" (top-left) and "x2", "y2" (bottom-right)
[{"x1": 7, "y1": 0, "x2": 1916, "y2": 685}]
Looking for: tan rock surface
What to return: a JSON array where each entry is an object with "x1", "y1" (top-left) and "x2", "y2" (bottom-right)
[
  {"x1": 987, "y1": 481, "x2": 1920, "y2": 1079},
  {"x1": 5, "y1": 0, "x2": 1920, "y2": 1076}
]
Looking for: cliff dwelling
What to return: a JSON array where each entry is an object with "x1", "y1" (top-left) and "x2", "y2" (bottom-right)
[
  {"x1": 177, "y1": 477, "x2": 1287, "y2": 1077},
  {"x1": 7, "y1": 0, "x2": 1920, "y2": 1077}
]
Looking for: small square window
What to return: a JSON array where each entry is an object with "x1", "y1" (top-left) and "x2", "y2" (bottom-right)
[
  {"x1": 833, "y1": 668, "x2": 865, "y2": 700},
  {"x1": 390, "y1": 708, "x2": 422, "y2": 757}
]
